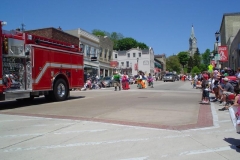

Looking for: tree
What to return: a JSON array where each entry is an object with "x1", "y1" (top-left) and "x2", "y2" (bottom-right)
[
  {"x1": 201, "y1": 49, "x2": 211, "y2": 65},
  {"x1": 188, "y1": 56, "x2": 194, "y2": 70},
  {"x1": 191, "y1": 66, "x2": 200, "y2": 74},
  {"x1": 92, "y1": 29, "x2": 149, "y2": 51},
  {"x1": 92, "y1": 29, "x2": 106, "y2": 36},
  {"x1": 177, "y1": 52, "x2": 189, "y2": 68},
  {"x1": 193, "y1": 48, "x2": 201, "y2": 67},
  {"x1": 110, "y1": 32, "x2": 124, "y2": 50},
  {"x1": 137, "y1": 42, "x2": 148, "y2": 50},
  {"x1": 116, "y1": 37, "x2": 138, "y2": 50},
  {"x1": 166, "y1": 55, "x2": 181, "y2": 73}
]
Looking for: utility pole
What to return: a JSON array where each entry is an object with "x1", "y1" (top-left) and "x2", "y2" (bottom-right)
[
  {"x1": 20, "y1": 23, "x2": 25, "y2": 32},
  {"x1": 215, "y1": 31, "x2": 220, "y2": 69}
]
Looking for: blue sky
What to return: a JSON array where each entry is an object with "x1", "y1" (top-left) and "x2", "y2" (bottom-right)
[{"x1": 1, "y1": 0, "x2": 240, "y2": 57}]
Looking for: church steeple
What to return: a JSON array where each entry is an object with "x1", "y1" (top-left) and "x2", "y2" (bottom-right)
[
  {"x1": 189, "y1": 25, "x2": 197, "y2": 56},
  {"x1": 190, "y1": 25, "x2": 195, "y2": 39}
]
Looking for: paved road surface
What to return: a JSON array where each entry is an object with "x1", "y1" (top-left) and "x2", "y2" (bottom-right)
[{"x1": 0, "y1": 81, "x2": 239, "y2": 159}]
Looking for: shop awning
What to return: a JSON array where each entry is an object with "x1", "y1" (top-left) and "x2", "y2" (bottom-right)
[
  {"x1": 154, "y1": 62, "x2": 162, "y2": 68},
  {"x1": 84, "y1": 64, "x2": 98, "y2": 69}
]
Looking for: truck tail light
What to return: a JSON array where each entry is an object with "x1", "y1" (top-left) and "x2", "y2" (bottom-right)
[
  {"x1": 1, "y1": 21, "x2": 7, "y2": 26},
  {"x1": 3, "y1": 38, "x2": 8, "y2": 54}
]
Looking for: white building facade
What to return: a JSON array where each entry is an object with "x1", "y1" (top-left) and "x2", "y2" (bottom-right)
[
  {"x1": 65, "y1": 28, "x2": 100, "y2": 76},
  {"x1": 112, "y1": 47, "x2": 155, "y2": 76}
]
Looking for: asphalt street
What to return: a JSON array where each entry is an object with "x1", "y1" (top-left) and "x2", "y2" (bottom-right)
[{"x1": 0, "y1": 80, "x2": 239, "y2": 160}]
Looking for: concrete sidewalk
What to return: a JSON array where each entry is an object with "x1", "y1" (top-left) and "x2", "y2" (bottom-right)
[{"x1": 0, "y1": 100, "x2": 239, "y2": 159}]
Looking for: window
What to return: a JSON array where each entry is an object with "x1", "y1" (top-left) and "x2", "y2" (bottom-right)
[
  {"x1": 121, "y1": 62, "x2": 124, "y2": 66},
  {"x1": 133, "y1": 53, "x2": 136, "y2": 57},
  {"x1": 104, "y1": 49, "x2": 108, "y2": 58},
  {"x1": 115, "y1": 54, "x2": 117, "y2": 58},
  {"x1": 90, "y1": 47, "x2": 95, "y2": 56},
  {"x1": 126, "y1": 61, "x2": 129, "y2": 67},
  {"x1": 99, "y1": 47, "x2": 102, "y2": 57},
  {"x1": 96, "y1": 49, "x2": 99, "y2": 57},
  {"x1": 108, "y1": 51, "x2": 112, "y2": 60},
  {"x1": 81, "y1": 44, "x2": 85, "y2": 55},
  {"x1": 93, "y1": 48, "x2": 96, "y2": 56},
  {"x1": 86, "y1": 45, "x2": 90, "y2": 57},
  {"x1": 139, "y1": 52, "x2": 141, "y2": 57},
  {"x1": 127, "y1": 53, "x2": 130, "y2": 58}
]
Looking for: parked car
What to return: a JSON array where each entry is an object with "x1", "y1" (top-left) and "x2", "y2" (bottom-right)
[
  {"x1": 174, "y1": 74, "x2": 180, "y2": 81},
  {"x1": 101, "y1": 76, "x2": 114, "y2": 87},
  {"x1": 163, "y1": 73, "x2": 176, "y2": 82}
]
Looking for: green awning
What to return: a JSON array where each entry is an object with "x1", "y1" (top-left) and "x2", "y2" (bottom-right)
[{"x1": 154, "y1": 62, "x2": 161, "y2": 68}]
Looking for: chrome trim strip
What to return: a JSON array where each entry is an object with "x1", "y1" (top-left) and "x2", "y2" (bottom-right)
[{"x1": 33, "y1": 63, "x2": 83, "y2": 84}]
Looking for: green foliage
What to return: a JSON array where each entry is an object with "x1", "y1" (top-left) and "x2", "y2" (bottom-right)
[
  {"x1": 116, "y1": 38, "x2": 138, "y2": 50},
  {"x1": 183, "y1": 68, "x2": 188, "y2": 74},
  {"x1": 166, "y1": 55, "x2": 181, "y2": 73},
  {"x1": 92, "y1": 29, "x2": 148, "y2": 51},
  {"x1": 188, "y1": 56, "x2": 194, "y2": 70},
  {"x1": 177, "y1": 52, "x2": 189, "y2": 68},
  {"x1": 201, "y1": 49, "x2": 211, "y2": 65},
  {"x1": 193, "y1": 48, "x2": 201, "y2": 67},
  {"x1": 191, "y1": 66, "x2": 200, "y2": 74},
  {"x1": 92, "y1": 29, "x2": 107, "y2": 36},
  {"x1": 199, "y1": 64, "x2": 208, "y2": 72},
  {"x1": 137, "y1": 42, "x2": 148, "y2": 50},
  {"x1": 115, "y1": 38, "x2": 148, "y2": 50},
  {"x1": 110, "y1": 32, "x2": 124, "y2": 50}
]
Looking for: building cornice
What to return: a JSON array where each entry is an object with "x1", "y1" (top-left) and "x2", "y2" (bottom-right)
[
  {"x1": 220, "y1": 12, "x2": 240, "y2": 33},
  {"x1": 78, "y1": 28, "x2": 99, "y2": 43}
]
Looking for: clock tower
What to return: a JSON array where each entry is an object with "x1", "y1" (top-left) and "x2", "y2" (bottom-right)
[{"x1": 189, "y1": 25, "x2": 197, "y2": 56}]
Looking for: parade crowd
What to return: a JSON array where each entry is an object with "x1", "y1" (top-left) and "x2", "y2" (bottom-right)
[
  {"x1": 191, "y1": 67, "x2": 240, "y2": 149},
  {"x1": 82, "y1": 71, "x2": 154, "y2": 91}
]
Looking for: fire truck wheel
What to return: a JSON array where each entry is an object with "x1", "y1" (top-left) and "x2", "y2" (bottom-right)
[{"x1": 53, "y1": 78, "x2": 68, "y2": 101}]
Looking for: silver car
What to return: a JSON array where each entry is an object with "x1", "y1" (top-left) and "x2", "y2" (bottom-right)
[
  {"x1": 101, "y1": 76, "x2": 114, "y2": 87},
  {"x1": 163, "y1": 73, "x2": 175, "y2": 82}
]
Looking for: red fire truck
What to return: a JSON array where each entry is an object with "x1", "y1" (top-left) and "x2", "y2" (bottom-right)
[{"x1": 0, "y1": 21, "x2": 84, "y2": 101}]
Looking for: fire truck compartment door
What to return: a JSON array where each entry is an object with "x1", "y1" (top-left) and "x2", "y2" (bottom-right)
[
  {"x1": 32, "y1": 47, "x2": 51, "y2": 90},
  {"x1": 71, "y1": 54, "x2": 83, "y2": 87}
]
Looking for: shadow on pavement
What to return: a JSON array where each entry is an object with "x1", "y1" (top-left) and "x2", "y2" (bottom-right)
[
  {"x1": 0, "y1": 96, "x2": 85, "y2": 110},
  {"x1": 224, "y1": 137, "x2": 240, "y2": 152}
]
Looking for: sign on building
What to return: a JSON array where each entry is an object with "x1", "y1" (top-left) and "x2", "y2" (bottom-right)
[{"x1": 218, "y1": 46, "x2": 228, "y2": 62}]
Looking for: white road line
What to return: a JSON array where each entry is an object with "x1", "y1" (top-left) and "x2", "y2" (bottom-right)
[
  {"x1": 53, "y1": 129, "x2": 107, "y2": 134},
  {"x1": 119, "y1": 157, "x2": 149, "y2": 160},
  {"x1": 33, "y1": 123, "x2": 75, "y2": 127},
  {"x1": 179, "y1": 146, "x2": 232, "y2": 156},
  {"x1": 218, "y1": 120, "x2": 231, "y2": 123},
  {"x1": 163, "y1": 134, "x2": 191, "y2": 138},
  {"x1": 183, "y1": 102, "x2": 220, "y2": 132},
  {"x1": 0, "y1": 129, "x2": 108, "y2": 138},
  {"x1": 0, "y1": 119, "x2": 45, "y2": 122},
  {"x1": 0, "y1": 133, "x2": 43, "y2": 138},
  {"x1": 3, "y1": 138, "x2": 149, "y2": 152}
]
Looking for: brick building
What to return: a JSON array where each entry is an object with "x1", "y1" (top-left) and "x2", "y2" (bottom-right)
[{"x1": 25, "y1": 27, "x2": 79, "y2": 46}]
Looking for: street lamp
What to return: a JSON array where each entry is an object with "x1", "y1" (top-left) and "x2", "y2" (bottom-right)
[
  {"x1": 215, "y1": 31, "x2": 220, "y2": 42},
  {"x1": 209, "y1": 52, "x2": 214, "y2": 64},
  {"x1": 215, "y1": 31, "x2": 220, "y2": 69},
  {"x1": 137, "y1": 58, "x2": 139, "y2": 73}
]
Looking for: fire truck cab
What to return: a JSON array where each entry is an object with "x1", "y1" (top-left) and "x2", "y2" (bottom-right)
[{"x1": 0, "y1": 21, "x2": 84, "y2": 102}]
